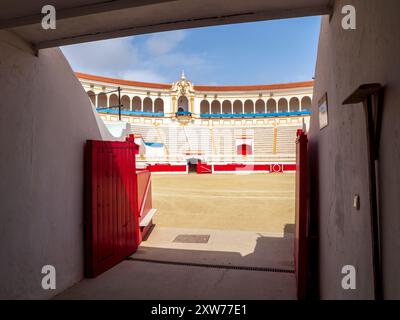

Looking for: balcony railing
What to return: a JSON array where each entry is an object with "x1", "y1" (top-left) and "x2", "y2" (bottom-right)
[
  {"x1": 200, "y1": 110, "x2": 311, "y2": 119},
  {"x1": 96, "y1": 108, "x2": 164, "y2": 117},
  {"x1": 175, "y1": 111, "x2": 192, "y2": 117}
]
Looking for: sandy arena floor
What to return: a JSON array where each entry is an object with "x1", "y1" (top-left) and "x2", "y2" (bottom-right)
[{"x1": 151, "y1": 173, "x2": 295, "y2": 234}]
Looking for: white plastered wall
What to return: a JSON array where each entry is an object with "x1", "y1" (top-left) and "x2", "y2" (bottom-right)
[
  {"x1": 0, "y1": 30, "x2": 117, "y2": 299},
  {"x1": 310, "y1": 0, "x2": 400, "y2": 299}
]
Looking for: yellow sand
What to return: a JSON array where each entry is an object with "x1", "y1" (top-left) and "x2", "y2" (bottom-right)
[{"x1": 151, "y1": 173, "x2": 295, "y2": 233}]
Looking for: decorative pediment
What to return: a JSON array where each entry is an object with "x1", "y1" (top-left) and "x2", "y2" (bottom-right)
[{"x1": 172, "y1": 71, "x2": 194, "y2": 96}]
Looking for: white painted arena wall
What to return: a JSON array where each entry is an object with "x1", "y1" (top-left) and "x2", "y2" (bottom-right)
[{"x1": 0, "y1": 30, "x2": 117, "y2": 299}]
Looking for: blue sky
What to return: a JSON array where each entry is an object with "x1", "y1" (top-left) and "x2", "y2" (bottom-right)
[{"x1": 61, "y1": 16, "x2": 321, "y2": 85}]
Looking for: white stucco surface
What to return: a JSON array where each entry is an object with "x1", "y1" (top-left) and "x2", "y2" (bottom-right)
[
  {"x1": 310, "y1": 0, "x2": 400, "y2": 299},
  {"x1": 3, "y1": 0, "x2": 331, "y2": 48},
  {"x1": 0, "y1": 30, "x2": 115, "y2": 299},
  {"x1": 102, "y1": 120, "x2": 131, "y2": 138}
]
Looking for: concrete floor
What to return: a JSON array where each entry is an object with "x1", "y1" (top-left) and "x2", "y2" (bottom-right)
[
  {"x1": 137, "y1": 226, "x2": 295, "y2": 270},
  {"x1": 55, "y1": 226, "x2": 296, "y2": 300}
]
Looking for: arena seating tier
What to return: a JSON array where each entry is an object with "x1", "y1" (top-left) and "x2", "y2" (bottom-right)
[{"x1": 128, "y1": 123, "x2": 302, "y2": 164}]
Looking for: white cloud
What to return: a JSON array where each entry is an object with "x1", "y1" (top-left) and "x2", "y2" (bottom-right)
[
  {"x1": 119, "y1": 69, "x2": 168, "y2": 83},
  {"x1": 145, "y1": 30, "x2": 187, "y2": 55},
  {"x1": 61, "y1": 29, "x2": 213, "y2": 83},
  {"x1": 61, "y1": 37, "x2": 139, "y2": 76}
]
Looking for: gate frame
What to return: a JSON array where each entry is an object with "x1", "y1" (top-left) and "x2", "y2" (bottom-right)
[{"x1": 294, "y1": 129, "x2": 309, "y2": 299}]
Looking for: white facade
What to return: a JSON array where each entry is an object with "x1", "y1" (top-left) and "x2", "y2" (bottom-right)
[
  {"x1": 77, "y1": 72, "x2": 313, "y2": 119},
  {"x1": 77, "y1": 72, "x2": 313, "y2": 166}
]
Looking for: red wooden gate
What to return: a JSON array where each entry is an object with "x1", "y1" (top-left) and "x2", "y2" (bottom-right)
[
  {"x1": 84, "y1": 139, "x2": 140, "y2": 278},
  {"x1": 294, "y1": 130, "x2": 309, "y2": 299}
]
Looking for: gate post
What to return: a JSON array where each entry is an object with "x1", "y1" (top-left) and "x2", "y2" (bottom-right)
[{"x1": 294, "y1": 129, "x2": 309, "y2": 299}]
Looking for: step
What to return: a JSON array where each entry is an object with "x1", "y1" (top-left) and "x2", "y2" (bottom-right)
[{"x1": 140, "y1": 208, "x2": 157, "y2": 227}]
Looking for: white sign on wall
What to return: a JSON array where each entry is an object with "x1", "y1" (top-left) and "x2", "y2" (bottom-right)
[{"x1": 318, "y1": 93, "x2": 329, "y2": 130}]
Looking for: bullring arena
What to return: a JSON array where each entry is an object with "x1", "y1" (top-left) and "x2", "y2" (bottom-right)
[
  {"x1": 77, "y1": 71, "x2": 312, "y2": 233},
  {"x1": 78, "y1": 71, "x2": 312, "y2": 172},
  {"x1": 51, "y1": 73, "x2": 312, "y2": 299}
]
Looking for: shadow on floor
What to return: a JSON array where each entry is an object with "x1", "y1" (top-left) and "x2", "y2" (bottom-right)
[
  {"x1": 54, "y1": 224, "x2": 297, "y2": 300},
  {"x1": 135, "y1": 224, "x2": 295, "y2": 271}
]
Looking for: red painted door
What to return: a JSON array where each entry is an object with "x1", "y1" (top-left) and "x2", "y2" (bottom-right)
[
  {"x1": 237, "y1": 144, "x2": 253, "y2": 155},
  {"x1": 84, "y1": 140, "x2": 139, "y2": 278}
]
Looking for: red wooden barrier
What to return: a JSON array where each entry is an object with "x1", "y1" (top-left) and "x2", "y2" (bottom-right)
[
  {"x1": 294, "y1": 130, "x2": 309, "y2": 299},
  {"x1": 84, "y1": 139, "x2": 139, "y2": 278},
  {"x1": 270, "y1": 163, "x2": 283, "y2": 173},
  {"x1": 197, "y1": 161, "x2": 212, "y2": 174},
  {"x1": 147, "y1": 163, "x2": 187, "y2": 172}
]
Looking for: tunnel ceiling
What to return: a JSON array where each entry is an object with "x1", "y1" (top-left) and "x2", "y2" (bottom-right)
[{"x1": 0, "y1": 0, "x2": 332, "y2": 49}]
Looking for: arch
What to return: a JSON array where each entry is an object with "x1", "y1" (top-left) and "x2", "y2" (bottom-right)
[
  {"x1": 132, "y1": 96, "x2": 141, "y2": 111},
  {"x1": 255, "y1": 99, "x2": 265, "y2": 113},
  {"x1": 244, "y1": 100, "x2": 254, "y2": 114},
  {"x1": 301, "y1": 96, "x2": 312, "y2": 110},
  {"x1": 143, "y1": 97, "x2": 153, "y2": 112},
  {"x1": 121, "y1": 95, "x2": 130, "y2": 110},
  {"x1": 177, "y1": 96, "x2": 189, "y2": 112},
  {"x1": 237, "y1": 144, "x2": 253, "y2": 156},
  {"x1": 200, "y1": 100, "x2": 210, "y2": 114},
  {"x1": 211, "y1": 100, "x2": 221, "y2": 114},
  {"x1": 267, "y1": 99, "x2": 276, "y2": 113},
  {"x1": 97, "y1": 92, "x2": 108, "y2": 108},
  {"x1": 154, "y1": 98, "x2": 164, "y2": 113},
  {"x1": 289, "y1": 97, "x2": 300, "y2": 112},
  {"x1": 222, "y1": 100, "x2": 232, "y2": 114},
  {"x1": 86, "y1": 90, "x2": 96, "y2": 106},
  {"x1": 233, "y1": 100, "x2": 242, "y2": 114},
  {"x1": 278, "y1": 98, "x2": 288, "y2": 113},
  {"x1": 109, "y1": 94, "x2": 118, "y2": 108}
]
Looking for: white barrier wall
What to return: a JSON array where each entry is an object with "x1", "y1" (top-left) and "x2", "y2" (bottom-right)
[
  {"x1": 0, "y1": 30, "x2": 115, "y2": 299},
  {"x1": 310, "y1": 0, "x2": 400, "y2": 299}
]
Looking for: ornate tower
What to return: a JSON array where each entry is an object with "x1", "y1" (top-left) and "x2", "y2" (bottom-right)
[{"x1": 171, "y1": 71, "x2": 195, "y2": 118}]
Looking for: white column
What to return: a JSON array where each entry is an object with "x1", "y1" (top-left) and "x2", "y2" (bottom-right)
[
  {"x1": 164, "y1": 97, "x2": 172, "y2": 114},
  {"x1": 193, "y1": 97, "x2": 201, "y2": 115}
]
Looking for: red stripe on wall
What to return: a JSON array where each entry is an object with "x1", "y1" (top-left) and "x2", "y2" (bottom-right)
[
  {"x1": 283, "y1": 164, "x2": 297, "y2": 171},
  {"x1": 213, "y1": 164, "x2": 271, "y2": 171},
  {"x1": 147, "y1": 164, "x2": 187, "y2": 172}
]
